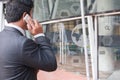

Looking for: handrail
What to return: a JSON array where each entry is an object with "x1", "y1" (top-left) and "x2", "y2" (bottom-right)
[{"x1": 40, "y1": 10, "x2": 120, "y2": 25}]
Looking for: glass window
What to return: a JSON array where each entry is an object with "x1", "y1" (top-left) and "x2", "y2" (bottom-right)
[
  {"x1": 96, "y1": 0, "x2": 120, "y2": 13},
  {"x1": 98, "y1": 15, "x2": 120, "y2": 80},
  {"x1": 44, "y1": 19, "x2": 92, "y2": 78},
  {"x1": 33, "y1": 0, "x2": 120, "y2": 22},
  {"x1": 33, "y1": 0, "x2": 81, "y2": 21}
]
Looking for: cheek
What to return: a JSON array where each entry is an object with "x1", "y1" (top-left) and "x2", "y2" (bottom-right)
[
  {"x1": 30, "y1": 12, "x2": 33, "y2": 18},
  {"x1": 30, "y1": 15, "x2": 33, "y2": 19},
  {"x1": 23, "y1": 23, "x2": 28, "y2": 30},
  {"x1": 25, "y1": 25, "x2": 28, "y2": 30}
]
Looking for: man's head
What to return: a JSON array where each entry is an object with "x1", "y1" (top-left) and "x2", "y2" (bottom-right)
[{"x1": 5, "y1": 0, "x2": 34, "y2": 29}]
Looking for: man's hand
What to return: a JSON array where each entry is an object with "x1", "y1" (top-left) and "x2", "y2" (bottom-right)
[{"x1": 27, "y1": 19, "x2": 43, "y2": 36}]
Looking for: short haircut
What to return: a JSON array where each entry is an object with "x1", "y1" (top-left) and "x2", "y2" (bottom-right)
[{"x1": 5, "y1": 0, "x2": 34, "y2": 23}]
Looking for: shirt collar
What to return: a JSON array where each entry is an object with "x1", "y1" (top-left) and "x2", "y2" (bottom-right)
[{"x1": 6, "y1": 23, "x2": 26, "y2": 36}]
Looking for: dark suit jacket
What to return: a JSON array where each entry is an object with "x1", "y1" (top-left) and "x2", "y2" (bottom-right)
[{"x1": 0, "y1": 27, "x2": 57, "y2": 80}]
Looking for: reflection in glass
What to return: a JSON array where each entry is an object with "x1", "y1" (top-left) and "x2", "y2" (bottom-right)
[
  {"x1": 33, "y1": 0, "x2": 81, "y2": 21},
  {"x1": 33, "y1": 0, "x2": 120, "y2": 22},
  {"x1": 44, "y1": 19, "x2": 92, "y2": 78},
  {"x1": 98, "y1": 15, "x2": 120, "y2": 80}
]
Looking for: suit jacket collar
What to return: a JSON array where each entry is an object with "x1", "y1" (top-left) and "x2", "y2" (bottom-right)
[
  {"x1": 4, "y1": 26, "x2": 24, "y2": 36},
  {"x1": 5, "y1": 24, "x2": 26, "y2": 36}
]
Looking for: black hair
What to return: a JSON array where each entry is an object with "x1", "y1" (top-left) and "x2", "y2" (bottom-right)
[{"x1": 5, "y1": 0, "x2": 34, "y2": 23}]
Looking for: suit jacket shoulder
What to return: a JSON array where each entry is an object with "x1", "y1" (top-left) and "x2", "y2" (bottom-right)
[{"x1": 18, "y1": 35, "x2": 57, "y2": 71}]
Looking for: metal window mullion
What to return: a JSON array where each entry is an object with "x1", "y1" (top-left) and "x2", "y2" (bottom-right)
[
  {"x1": 87, "y1": 16, "x2": 97, "y2": 80},
  {"x1": 48, "y1": 0, "x2": 53, "y2": 14},
  {"x1": 51, "y1": 0, "x2": 59, "y2": 19},
  {"x1": 41, "y1": 0, "x2": 46, "y2": 20},
  {"x1": 80, "y1": 0, "x2": 90, "y2": 80},
  {"x1": 61, "y1": 23, "x2": 64, "y2": 64},
  {"x1": 94, "y1": 16, "x2": 98, "y2": 79},
  {"x1": 0, "y1": 2, "x2": 3, "y2": 32},
  {"x1": 59, "y1": 23, "x2": 62, "y2": 63}
]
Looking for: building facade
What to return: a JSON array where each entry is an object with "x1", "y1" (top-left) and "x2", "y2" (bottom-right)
[{"x1": 1, "y1": 0, "x2": 120, "y2": 80}]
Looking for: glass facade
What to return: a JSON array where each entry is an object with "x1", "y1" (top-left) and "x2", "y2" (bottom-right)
[
  {"x1": 33, "y1": 0, "x2": 81, "y2": 21},
  {"x1": 43, "y1": 19, "x2": 93, "y2": 78},
  {"x1": 1, "y1": 0, "x2": 120, "y2": 80},
  {"x1": 33, "y1": 0, "x2": 120, "y2": 22},
  {"x1": 98, "y1": 15, "x2": 120, "y2": 80},
  {"x1": 33, "y1": 0, "x2": 120, "y2": 80}
]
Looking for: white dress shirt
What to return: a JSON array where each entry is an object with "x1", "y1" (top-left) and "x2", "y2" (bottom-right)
[{"x1": 6, "y1": 23, "x2": 45, "y2": 38}]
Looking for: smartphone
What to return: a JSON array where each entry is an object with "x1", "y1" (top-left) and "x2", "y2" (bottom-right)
[{"x1": 23, "y1": 14, "x2": 33, "y2": 23}]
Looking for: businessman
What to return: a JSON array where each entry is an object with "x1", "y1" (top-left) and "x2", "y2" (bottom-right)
[{"x1": 0, "y1": 0, "x2": 57, "y2": 80}]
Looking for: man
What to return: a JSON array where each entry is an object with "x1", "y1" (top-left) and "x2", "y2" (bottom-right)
[{"x1": 0, "y1": 0, "x2": 57, "y2": 80}]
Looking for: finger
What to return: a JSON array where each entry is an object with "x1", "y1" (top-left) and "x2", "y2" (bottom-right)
[
  {"x1": 28, "y1": 20, "x2": 35, "y2": 29},
  {"x1": 33, "y1": 20, "x2": 38, "y2": 27},
  {"x1": 27, "y1": 24, "x2": 32, "y2": 30}
]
